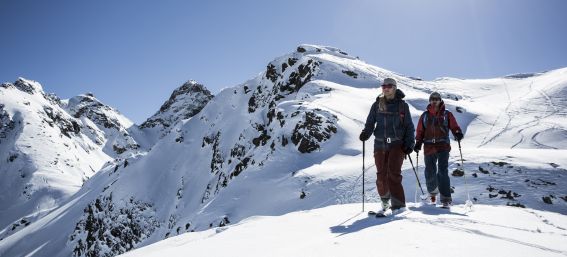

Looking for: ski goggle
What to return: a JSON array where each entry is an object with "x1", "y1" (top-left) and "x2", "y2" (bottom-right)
[
  {"x1": 381, "y1": 84, "x2": 395, "y2": 89},
  {"x1": 430, "y1": 98, "x2": 441, "y2": 102}
]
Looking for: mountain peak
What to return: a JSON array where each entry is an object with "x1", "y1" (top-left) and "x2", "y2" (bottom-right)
[
  {"x1": 295, "y1": 44, "x2": 352, "y2": 57},
  {"x1": 140, "y1": 80, "x2": 213, "y2": 129},
  {"x1": 1, "y1": 77, "x2": 45, "y2": 95},
  {"x1": 66, "y1": 93, "x2": 133, "y2": 130}
]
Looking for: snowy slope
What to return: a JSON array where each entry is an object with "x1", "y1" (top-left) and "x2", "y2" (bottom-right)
[
  {"x1": 121, "y1": 203, "x2": 567, "y2": 257},
  {"x1": 0, "y1": 79, "x2": 111, "y2": 238},
  {"x1": 1, "y1": 45, "x2": 566, "y2": 257},
  {"x1": 410, "y1": 70, "x2": 567, "y2": 149}
]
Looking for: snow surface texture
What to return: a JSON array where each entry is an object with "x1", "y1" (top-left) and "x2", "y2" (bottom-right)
[
  {"x1": 121, "y1": 203, "x2": 567, "y2": 257},
  {"x1": 1, "y1": 44, "x2": 566, "y2": 257}
]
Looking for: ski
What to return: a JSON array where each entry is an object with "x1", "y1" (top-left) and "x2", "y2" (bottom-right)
[
  {"x1": 375, "y1": 211, "x2": 387, "y2": 218},
  {"x1": 367, "y1": 210, "x2": 387, "y2": 217},
  {"x1": 370, "y1": 208, "x2": 407, "y2": 218}
]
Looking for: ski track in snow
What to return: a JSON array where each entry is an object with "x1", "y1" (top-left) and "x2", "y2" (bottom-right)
[
  {"x1": 407, "y1": 217, "x2": 567, "y2": 255},
  {"x1": 524, "y1": 209, "x2": 567, "y2": 232},
  {"x1": 479, "y1": 79, "x2": 514, "y2": 147}
]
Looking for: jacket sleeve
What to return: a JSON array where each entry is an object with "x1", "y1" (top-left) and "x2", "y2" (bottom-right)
[
  {"x1": 362, "y1": 102, "x2": 376, "y2": 136},
  {"x1": 403, "y1": 103, "x2": 415, "y2": 148},
  {"x1": 415, "y1": 112, "x2": 424, "y2": 143},
  {"x1": 447, "y1": 111, "x2": 462, "y2": 135}
]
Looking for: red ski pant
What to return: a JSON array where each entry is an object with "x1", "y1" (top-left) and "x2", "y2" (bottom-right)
[{"x1": 374, "y1": 145, "x2": 406, "y2": 208}]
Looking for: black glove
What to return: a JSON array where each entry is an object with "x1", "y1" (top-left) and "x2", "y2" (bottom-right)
[
  {"x1": 359, "y1": 132, "x2": 370, "y2": 141},
  {"x1": 414, "y1": 141, "x2": 422, "y2": 152},
  {"x1": 454, "y1": 132, "x2": 464, "y2": 142},
  {"x1": 403, "y1": 146, "x2": 413, "y2": 155}
]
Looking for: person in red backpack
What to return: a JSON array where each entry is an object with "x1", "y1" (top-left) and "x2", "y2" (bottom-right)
[
  {"x1": 414, "y1": 92, "x2": 463, "y2": 208},
  {"x1": 359, "y1": 78, "x2": 415, "y2": 215}
]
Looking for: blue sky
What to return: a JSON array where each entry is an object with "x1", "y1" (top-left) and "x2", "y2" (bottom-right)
[{"x1": 1, "y1": 0, "x2": 566, "y2": 123}]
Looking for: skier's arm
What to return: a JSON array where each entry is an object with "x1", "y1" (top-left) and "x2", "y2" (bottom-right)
[
  {"x1": 448, "y1": 112, "x2": 464, "y2": 141},
  {"x1": 448, "y1": 112, "x2": 462, "y2": 135},
  {"x1": 403, "y1": 103, "x2": 415, "y2": 149},
  {"x1": 415, "y1": 113, "x2": 425, "y2": 143},
  {"x1": 362, "y1": 102, "x2": 377, "y2": 137}
]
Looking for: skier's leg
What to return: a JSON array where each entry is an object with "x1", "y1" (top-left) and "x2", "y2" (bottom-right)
[
  {"x1": 387, "y1": 145, "x2": 405, "y2": 209},
  {"x1": 374, "y1": 150, "x2": 390, "y2": 205},
  {"x1": 424, "y1": 152, "x2": 439, "y2": 196},
  {"x1": 437, "y1": 150, "x2": 452, "y2": 204}
]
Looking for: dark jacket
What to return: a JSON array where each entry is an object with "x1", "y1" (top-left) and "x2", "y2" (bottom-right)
[
  {"x1": 362, "y1": 89, "x2": 415, "y2": 151},
  {"x1": 415, "y1": 101, "x2": 462, "y2": 155}
]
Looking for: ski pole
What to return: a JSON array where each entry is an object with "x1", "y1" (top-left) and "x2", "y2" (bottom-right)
[
  {"x1": 416, "y1": 151, "x2": 421, "y2": 202},
  {"x1": 407, "y1": 154, "x2": 425, "y2": 195},
  {"x1": 416, "y1": 151, "x2": 419, "y2": 180},
  {"x1": 458, "y1": 140, "x2": 472, "y2": 207},
  {"x1": 362, "y1": 140, "x2": 365, "y2": 212}
]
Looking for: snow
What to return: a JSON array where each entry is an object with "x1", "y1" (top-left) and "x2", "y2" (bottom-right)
[
  {"x1": 1, "y1": 44, "x2": 566, "y2": 257},
  {"x1": 121, "y1": 203, "x2": 567, "y2": 257},
  {"x1": 0, "y1": 81, "x2": 111, "y2": 234}
]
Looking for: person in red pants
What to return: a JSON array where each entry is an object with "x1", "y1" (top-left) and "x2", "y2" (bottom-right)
[
  {"x1": 359, "y1": 78, "x2": 415, "y2": 215},
  {"x1": 414, "y1": 92, "x2": 464, "y2": 208}
]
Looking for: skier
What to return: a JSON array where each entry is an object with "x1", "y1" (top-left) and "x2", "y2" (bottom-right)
[
  {"x1": 413, "y1": 92, "x2": 464, "y2": 208},
  {"x1": 359, "y1": 78, "x2": 415, "y2": 216}
]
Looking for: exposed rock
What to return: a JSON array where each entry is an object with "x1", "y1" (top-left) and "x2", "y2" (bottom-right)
[
  {"x1": 291, "y1": 111, "x2": 337, "y2": 153},
  {"x1": 69, "y1": 194, "x2": 158, "y2": 257}
]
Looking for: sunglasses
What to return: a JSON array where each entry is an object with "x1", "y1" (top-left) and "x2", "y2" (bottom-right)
[
  {"x1": 381, "y1": 84, "x2": 395, "y2": 89},
  {"x1": 430, "y1": 98, "x2": 441, "y2": 102}
]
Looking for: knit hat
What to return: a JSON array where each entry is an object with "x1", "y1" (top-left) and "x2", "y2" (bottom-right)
[
  {"x1": 429, "y1": 92, "x2": 442, "y2": 101},
  {"x1": 382, "y1": 78, "x2": 397, "y2": 86}
]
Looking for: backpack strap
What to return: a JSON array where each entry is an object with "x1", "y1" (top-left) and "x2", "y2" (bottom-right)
[
  {"x1": 398, "y1": 100, "x2": 406, "y2": 128},
  {"x1": 421, "y1": 111, "x2": 429, "y2": 129},
  {"x1": 440, "y1": 110, "x2": 449, "y2": 133}
]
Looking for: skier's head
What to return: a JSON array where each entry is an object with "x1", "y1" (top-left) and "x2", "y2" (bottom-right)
[
  {"x1": 429, "y1": 92, "x2": 442, "y2": 107},
  {"x1": 381, "y1": 78, "x2": 397, "y2": 98}
]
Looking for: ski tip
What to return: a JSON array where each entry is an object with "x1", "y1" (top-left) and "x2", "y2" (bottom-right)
[{"x1": 375, "y1": 213, "x2": 387, "y2": 218}]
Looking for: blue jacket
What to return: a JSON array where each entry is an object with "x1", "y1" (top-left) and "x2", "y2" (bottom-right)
[{"x1": 362, "y1": 89, "x2": 415, "y2": 151}]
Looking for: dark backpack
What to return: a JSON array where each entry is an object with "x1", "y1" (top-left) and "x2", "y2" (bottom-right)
[{"x1": 376, "y1": 100, "x2": 407, "y2": 127}]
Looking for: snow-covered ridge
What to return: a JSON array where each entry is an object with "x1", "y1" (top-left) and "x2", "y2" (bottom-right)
[
  {"x1": 2, "y1": 77, "x2": 44, "y2": 95},
  {"x1": 64, "y1": 93, "x2": 142, "y2": 157}
]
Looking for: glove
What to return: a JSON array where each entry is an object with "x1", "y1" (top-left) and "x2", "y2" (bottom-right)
[
  {"x1": 359, "y1": 132, "x2": 370, "y2": 141},
  {"x1": 454, "y1": 132, "x2": 464, "y2": 142},
  {"x1": 403, "y1": 146, "x2": 413, "y2": 155},
  {"x1": 413, "y1": 141, "x2": 422, "y2": 152}
]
